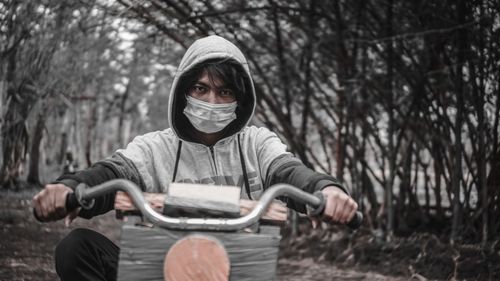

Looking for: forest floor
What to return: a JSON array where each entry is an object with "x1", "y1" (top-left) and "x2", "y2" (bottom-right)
[{"x1": 0, "y1": 186, "x2": 498, "y2": 281}]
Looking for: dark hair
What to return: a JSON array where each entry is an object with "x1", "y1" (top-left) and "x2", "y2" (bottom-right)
[{"x1": 177, "y1": 58, "x2": 248, "y2": 102}]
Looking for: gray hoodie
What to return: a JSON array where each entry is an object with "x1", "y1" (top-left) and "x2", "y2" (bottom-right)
[{"x1": 58, "y1": 35, "x2": 347, "y2": 218}]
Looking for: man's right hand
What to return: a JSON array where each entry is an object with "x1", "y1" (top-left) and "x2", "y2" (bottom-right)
[{"x1": 33, "y1": 183, "x2": 79, "y2": 224}]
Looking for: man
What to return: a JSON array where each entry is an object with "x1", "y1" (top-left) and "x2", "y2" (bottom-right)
[{"x1": 33, "y1": 35, "x2": 358, "y2": 281}]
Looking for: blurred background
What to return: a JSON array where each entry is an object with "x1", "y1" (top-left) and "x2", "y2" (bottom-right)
[{"x1": 0, "y1": 0, "x2": 499, "y2": 280}]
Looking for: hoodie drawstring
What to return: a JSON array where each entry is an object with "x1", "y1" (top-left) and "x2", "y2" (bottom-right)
[
  {"x1": 172, "y1": 140, "x2": 183, "y2": 182},
  {"x1": 238, "y1": 134, "x2": 252, "y2": 200}
]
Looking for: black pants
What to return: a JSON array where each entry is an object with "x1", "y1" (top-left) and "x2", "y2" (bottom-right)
[{"x1": 55, "y1": 228, "x2": 119, "y2": 281}]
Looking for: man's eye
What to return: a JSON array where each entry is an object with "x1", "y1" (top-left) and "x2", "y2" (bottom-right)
[
  {"x1": 192, "y1": 86, "x2": 206, "y2": 93},
  {"x1": 220, "y1": 89, "x2": 233, "y2": 97}
]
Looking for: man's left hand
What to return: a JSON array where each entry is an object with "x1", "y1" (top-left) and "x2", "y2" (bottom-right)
[{"x1": 311, "y1": 186, "x2": 358, "y2": 228}]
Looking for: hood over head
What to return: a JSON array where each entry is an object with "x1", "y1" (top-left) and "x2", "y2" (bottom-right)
[{"x1": 168, "y1": 35, "x2": 256, "y2": 143}]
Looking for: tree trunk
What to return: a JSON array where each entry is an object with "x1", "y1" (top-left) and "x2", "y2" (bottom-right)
[
  {"x1": 451, "y1": 0, "x2": 467, "y2": 244},
  {"x1": 299, "y1": 0, "x2": 315, "y2": 151},
  {"x1": 423, "y1": 166, "x2": 431, "y2": 218},
  {"x1": 117, "y1": 79, "x2": 131, "y2": 148},
  {"x1": 362, "y1": 168, "x2": 379, "y2": 229},
  {"x1": 85, "y1": 104, "x2": 97, "y2": 168},
  {"x1": 477, "y1": 0, "x2": 487, "y2": 245},
  {"x1": 397, "y1": 141, "x2": 413, "y2": 231},
  {"x1": 58, "y1": 132, "x2": 68, "y2": 164},
  {"x1": 0, "y1": 114, "x2": 29, "y2": 189},
  {"x1": 432, "y1": 139, "x2": 444, "y2": 220},
  {"x1": 270, "y1": 1, "x2": 292, "y2": 124},
  {"x1": 487, "y1": 67, "x2": 500, "y2": 236},
  {"x1": 0, "y1": 41, "x2": 29, "y2": 189},
  {"x1": 27, "y1": 110, "x2": 46, "y2": 186},
  {"x1": 487, "y1": 147, "x2": 500, "y2": 235},
  {"x1": 384, "y1": 0, "x2": 395, "y2": 241}
]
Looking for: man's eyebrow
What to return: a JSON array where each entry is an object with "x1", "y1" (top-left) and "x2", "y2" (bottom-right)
[
  {"x1": 195, "y1": 81, "x2": 228, "y2": 89},
  {"x1": 194, "y1": 82, "x2": 210, "y2": 87}
]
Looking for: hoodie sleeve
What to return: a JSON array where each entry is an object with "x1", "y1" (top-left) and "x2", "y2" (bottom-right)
[
  {"x1": 265, "y1": 154, "x2": 349, "y2": 213},
  {"x1": 55, "y1": 153, "x2": 146, "y2": 219},
  {"x1": 255, "y1": 128, "x2": 349, "y2": 214}
]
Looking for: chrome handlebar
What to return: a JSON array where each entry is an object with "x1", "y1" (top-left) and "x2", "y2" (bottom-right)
[{"x1": 64, "y1": 179, "x2": 362, "y2": 231}]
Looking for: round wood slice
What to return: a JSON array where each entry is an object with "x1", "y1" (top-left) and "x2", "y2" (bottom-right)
[{"x1": 163, "y1": 235, "x2": 230, "y2": 281}]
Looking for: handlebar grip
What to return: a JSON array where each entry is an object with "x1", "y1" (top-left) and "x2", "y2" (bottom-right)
[
  {"x1": 308, "y1": 191, "x2": 363, "y2": 230},
  {"x1": 65, "y1": 192, "x2": 80, "y2": 212},
  {"x1": 67, "y1": 183, "x2": 95, "y2": 211},
  {"x1": 346, "y1": 211, "x2": 363, "y2": 229},
  {"x1": 33, "y1": 208, "x2": 42, "y2": 222}
]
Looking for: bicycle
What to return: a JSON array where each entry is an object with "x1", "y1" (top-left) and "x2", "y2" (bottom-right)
[{"x1": 43, "y1": 179, "x2": 362, "y2": 281}]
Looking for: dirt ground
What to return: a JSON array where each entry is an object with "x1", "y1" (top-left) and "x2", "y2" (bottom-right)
[{"x1": 0, "y1": 187, "x2": 497, "y2": 281}]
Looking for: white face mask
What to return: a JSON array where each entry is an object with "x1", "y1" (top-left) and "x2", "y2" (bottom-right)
[{"x1": 183, "y1": 96, "x2": 237, "y2": 133}]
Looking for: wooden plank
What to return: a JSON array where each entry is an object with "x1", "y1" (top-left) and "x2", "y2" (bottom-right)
[
  {"x1": 164, "y1": 183, "x2": 241, "y2": 217},
  {"x1": 114, "y1": 191, "x2": 288, "y2": 223},
  {"x1": 239, "y1": 199, "x2": 287, "y2": 223}
]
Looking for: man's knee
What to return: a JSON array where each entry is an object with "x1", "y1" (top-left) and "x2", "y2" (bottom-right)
[
  {"x1": 55, "y1": 228, "x2": 119, "y2": 281},
  {"x1": 55, "y1": 228, "x2": 95, "y2": 274},
  {"x1": 56, "y1": 228, "x2": 93, "y2": 257}
]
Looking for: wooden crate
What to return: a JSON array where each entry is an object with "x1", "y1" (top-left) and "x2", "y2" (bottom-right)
[{"x1": 117, "y1": 220, "x2": 281, "y2": 281}]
